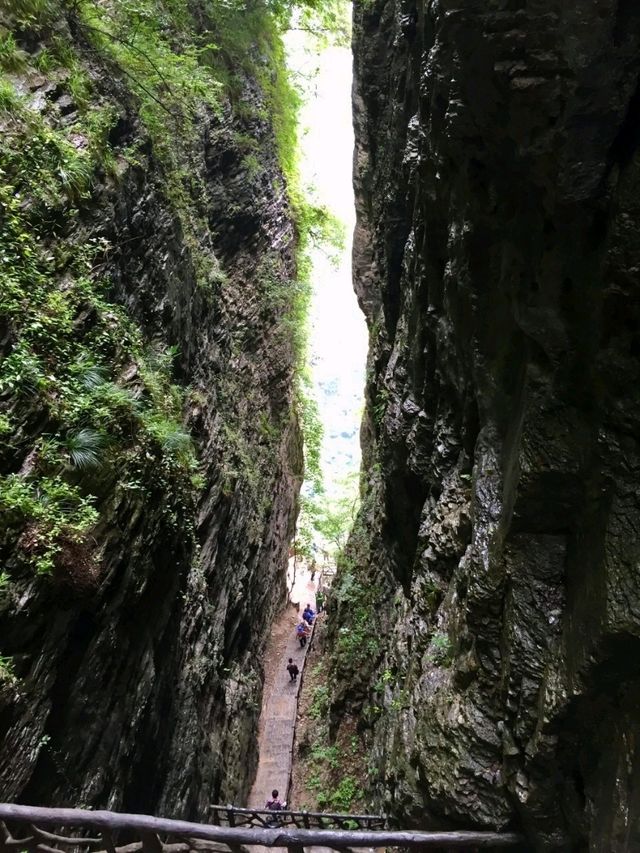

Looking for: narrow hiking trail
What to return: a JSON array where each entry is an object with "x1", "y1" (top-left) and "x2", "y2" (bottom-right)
[
  {"x1": 247, "y1": 572, "x2": 381, "y2": 853},
  {"x1": 248, "y1": 565, "x2": 318, "y2": 810}
]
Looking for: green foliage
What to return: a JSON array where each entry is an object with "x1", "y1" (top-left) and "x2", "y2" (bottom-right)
[
  {"x1": 298, "y1": 386, "x2": 323, "y2": 492},
  {"x1": 0, "y1": 655, "x2": 17, "y2": 686},
  {"x1": 0, "y1": 95, "x2": 200, "y2": 575},
  {"x1": 309, "y1": 683, "x2": 330, "y2": 720},
  {"x1": 310, "y1": 742, "x2": 339, "y2": 769},
  {"x1": 332, "y1": 567, "x2": 381, "y2": 669},
  {"x1": 0, "y1": 475, "x2": 98, "y2": 573},
  {"x1": 62, "y1": 428, "x2": 104, "y2": 470},
  {"x1": 428, "y1": 630, "x2": 453, "y2": 666},
  {"x1": 0, "y1": 32, "x2": 26, "y2": 71},
  {"x1": 372, "y1": 385, "x2": 390, "y2": 427},
  {"x1": 313, "y1": 474, "x2": 360, "y2": 553},
  {"x1": 0, "y1": 0, "x2": 349, "y2": 580},
  {"x1": 373, "y1": 667, "x2": 394, "y2": 693},
  {"x1": 295, "y1": 471, "x2": 358, "y2": 561},
  {"x1": 4, "y1": 0, "x2": 58, "y2": 28},
  {"x1": 0, "y1": 77, "x2": 20, "y2": 111},
  {"x1": 318, "y1": 776, "x2": 363, "y2": 813}
]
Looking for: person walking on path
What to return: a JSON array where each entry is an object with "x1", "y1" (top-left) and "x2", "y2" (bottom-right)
[
  {"x1": 296, "y1": 619, "x2": 310, "y2": 647},
  {"x1": 286, "y1": 658, "x2": 299, "y2": 682},
  {"x1": 302, "y1": 603, "x2": 315, "y2": 624},
  {"x1": 316, "y1": 589, "x2": 325, "y2": 612}
]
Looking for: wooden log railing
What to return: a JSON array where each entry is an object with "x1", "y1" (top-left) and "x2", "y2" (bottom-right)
[
  {"x1": 208, "y1": 804, "x2": 385, "y2": 830},
  {"x1": 0, "y1": 804, "x2": 526, "y2": 851}
]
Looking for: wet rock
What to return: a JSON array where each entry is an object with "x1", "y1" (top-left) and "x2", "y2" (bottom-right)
[{"x1": 334, "y1": 0, "x2": 640, "y2": 849}]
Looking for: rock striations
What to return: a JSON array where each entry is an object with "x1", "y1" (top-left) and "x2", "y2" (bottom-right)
[
  {"x1": 0, "y1": 3, "x2": 302, "y2": 819},
  {"x1": 333, "y1": 1, "x2": 640, "y2": 850}
]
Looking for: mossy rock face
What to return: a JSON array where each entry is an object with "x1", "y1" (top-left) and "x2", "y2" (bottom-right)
[
  {"x1": 0, "y1": 0, "x2": 306, "y2": 817},
  {"x1": 328, "y1": 0, "x2": 640, "y2": 849}
]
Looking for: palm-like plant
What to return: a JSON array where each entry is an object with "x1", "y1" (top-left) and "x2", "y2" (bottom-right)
[
  {"x1": 63, "y1": 428, "x2": 104, "y2": 470},
  {"x1": 79, "y1": 363, "x2": 108, "y2": 390}
]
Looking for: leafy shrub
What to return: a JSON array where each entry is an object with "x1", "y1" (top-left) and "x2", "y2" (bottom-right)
[
  {"x1": 309, "y1": 684, "x2": 330, "y2": 720},
  {"x1": 0, "y1": 476, "x2": 98, "y2": 573},
  {"x1": 428, "y1": 630, "x2": 453, "y2": 666}
]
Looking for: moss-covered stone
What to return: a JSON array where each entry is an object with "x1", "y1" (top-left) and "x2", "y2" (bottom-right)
[{"x1": 0, "y1": 0, "x2": 306, "y2": 817}]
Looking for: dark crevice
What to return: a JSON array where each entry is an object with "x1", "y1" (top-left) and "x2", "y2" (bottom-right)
[{"x1": 608, "y1": 73, "x2": 640, "y2": 170}]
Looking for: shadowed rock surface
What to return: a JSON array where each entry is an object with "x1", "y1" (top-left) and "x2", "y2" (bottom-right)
[
  {"x1": 0, "y1": 5, "x2": 302, "y2": 818},
  {"x1": 330, "y1": 1, "x2": 640, "y2": 850}
]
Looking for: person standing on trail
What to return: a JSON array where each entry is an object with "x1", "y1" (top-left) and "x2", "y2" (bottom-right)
[
  {"x1": 266, "y1": 789, "x2": 285, "y2": 810},
  {"x1": 316, "y1": 589, "x2": 325, "y2": 613},
  {"x1": 286, "y1": 658, "x2": 299, "y2": 682},
  {"x1": 296, "y1": 620, "x2": 310, "y2": 647},
  {"x1": 302, "y1": 603, "x2": 315, "y2": 624},
  {"x1": 265, "y1": 789, "x2": 286, "y2": 827}
]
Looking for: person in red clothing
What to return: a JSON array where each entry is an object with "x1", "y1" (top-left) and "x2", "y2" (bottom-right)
[{"x1": 296, "y1": 620, "x2": 310, "y2": 647}]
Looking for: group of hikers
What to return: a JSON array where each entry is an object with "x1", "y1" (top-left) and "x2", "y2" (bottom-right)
[
  {"x1": 263, "y1": 574, "x2": 328, "y2": 815},
  {"x1": 286, "y1": 584, "x2": 327, "y2": 679},
  {"x1": 295, "y1": 602, "x2": 317, "y2": 648},
  {"x1": 267, "y1": 604, "x2": 319, "y2": 815}
]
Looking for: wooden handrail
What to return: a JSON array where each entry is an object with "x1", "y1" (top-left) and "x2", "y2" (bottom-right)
[
  {"x1": 209, "y1": 804, "x2": 384, "y2": 821},
  {"x1": 0, "y1": 804, "x2": 526, "y2": 849},
  {"x1": 207, "y1": 804, "x2": 385, "y2": 829}
]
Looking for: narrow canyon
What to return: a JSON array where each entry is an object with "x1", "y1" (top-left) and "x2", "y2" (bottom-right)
[{"x1": 1, "y1": 1, "x2": 639, "y2": 852}]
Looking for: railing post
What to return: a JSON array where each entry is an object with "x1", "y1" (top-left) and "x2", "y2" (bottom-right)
[
  {"x1": 141, "y1": 831, "x2": 162, "y2": 853},
  {"x1": 103, "y1": 829, "x2": 117, "y2": 853},
  {"x1": 226, "y1": 807, "x2": 235, "y2": 828}
]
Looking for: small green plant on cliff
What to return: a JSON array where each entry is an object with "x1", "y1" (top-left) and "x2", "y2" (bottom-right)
[
  {"x1": 372, "y1": 385, "x2": 390, "y2": 427},
  {"x1": 373, "y1": 668, "x2": 394, "y2": 693},
  {"x1": 309, "y1": 683, "x2": 330, "y2": 720},
  {"x1": 428, "y1": 631, "x2": 453, "y2": 666},
  {"x1": 0, "y1": 32, "x2": 26, "y2": 71},
  {"x1": 0, "y1": 476, "x2": 99, "y2": 574},
  {"x1": 62, "y1": 429, "x2": 105, "y2": 470},
  {"x1": 0, "y1": 655, "x2": 17, "y2": 687},
  {"x1": 318, "y1": 776, "x2": 363, "y2": 813}
]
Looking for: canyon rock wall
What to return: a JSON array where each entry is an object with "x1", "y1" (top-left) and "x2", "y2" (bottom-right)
[
  {"x1": 0, "y1": 3, "x2": 302, "y2": 818},
  {"x1": 334, "y1": 1, "x2": 640, "y2": 850}
]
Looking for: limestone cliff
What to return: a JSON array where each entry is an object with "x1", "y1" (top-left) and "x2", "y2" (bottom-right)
[
  {"x1": 0, "y1": 0, "x2": 303, "y2": 817},
  {"x1": 331, "y1": 1, "x2": 640, "y2": 850}
]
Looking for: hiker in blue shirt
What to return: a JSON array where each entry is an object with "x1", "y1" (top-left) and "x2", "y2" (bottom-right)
[{"x1": 302, "y1": 603, "x2": 315, "y2": 624}]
